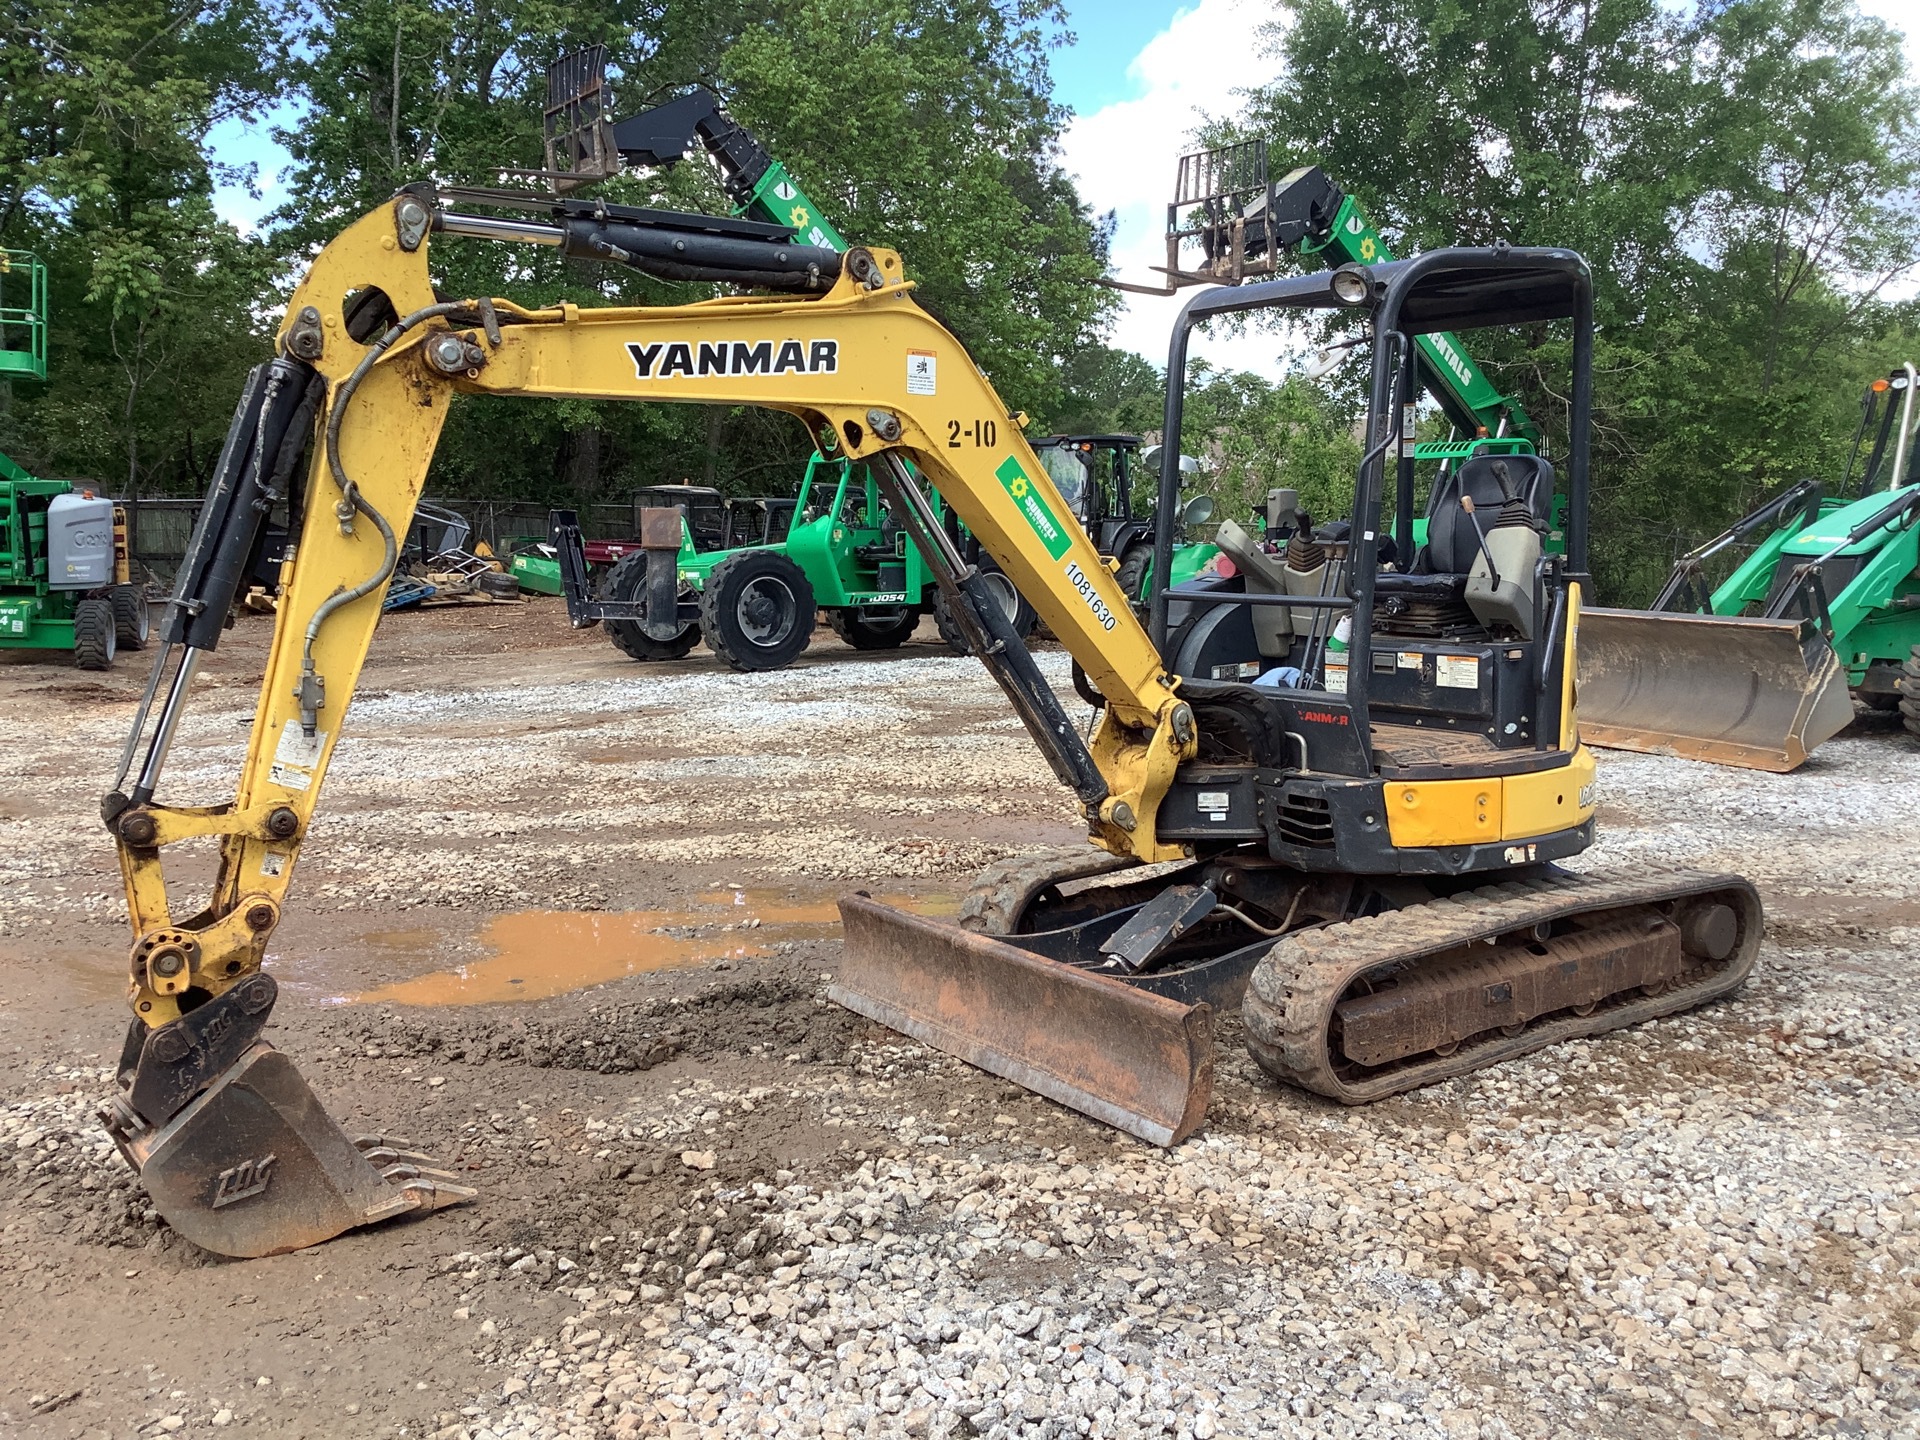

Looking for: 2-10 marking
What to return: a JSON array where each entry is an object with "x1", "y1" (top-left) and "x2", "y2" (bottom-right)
[{"x1": 947, "y1": 418, "x2": 998, "y2": 447}]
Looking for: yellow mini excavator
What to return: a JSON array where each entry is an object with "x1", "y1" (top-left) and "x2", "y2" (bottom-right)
[{"x1": 98, "y1": 176, "x2": 1762, "y2": 1256}]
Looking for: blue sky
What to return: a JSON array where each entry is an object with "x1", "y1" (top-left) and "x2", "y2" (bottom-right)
[
  {"x1": 1048, "y1": 0, "x2": 1189, "y2": 114},
  {"x1": 212, "y1": 2, "x2": 1197, "y2": 231}
]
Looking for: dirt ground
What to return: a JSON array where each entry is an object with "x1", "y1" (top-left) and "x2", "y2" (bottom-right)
[{"x1": 1, "y1": 600, "x2": 1917, "y2": 1440}]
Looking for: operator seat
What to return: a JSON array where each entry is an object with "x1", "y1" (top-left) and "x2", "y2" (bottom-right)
[{"x1": 1419, "y1": 453, "x2": 1553, "y2": 574}]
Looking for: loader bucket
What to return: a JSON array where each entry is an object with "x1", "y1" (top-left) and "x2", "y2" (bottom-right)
[
  {"x1": 831, "y1": 894, "x2": 1214, "y2": 1146},
  {"x1": 1577, "y1": 607, "x2": 1854, "y2": 773},
  {"x1": 103, "y1": 1044, "x2": 474, "y2": 1258}
]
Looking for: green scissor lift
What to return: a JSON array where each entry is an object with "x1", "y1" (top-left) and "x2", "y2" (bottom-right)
[{"x1": 0, "y1": 249, "x2": 149, "y2": 668}]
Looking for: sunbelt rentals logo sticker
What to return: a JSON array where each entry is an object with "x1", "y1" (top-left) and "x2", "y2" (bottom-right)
[{"x1": 996, "y1": 456, "x2": 1071, "y2": 560}]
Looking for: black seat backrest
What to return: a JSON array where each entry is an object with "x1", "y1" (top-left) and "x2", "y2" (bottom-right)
[{"x1": 1424, "y1": 454, "x2": 1554, "y2": 574}]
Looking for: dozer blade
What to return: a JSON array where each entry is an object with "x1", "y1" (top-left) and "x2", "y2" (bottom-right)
[
  {"x1": 1577, "y1": 607, "x2": 1854, "y2": 772},
  {"x1": 103, "y1": 1043, "x2": 474, "y2": 1259},
  {"x1": 831, "y1": 894, "x2": 1213, "y2": 1146}
]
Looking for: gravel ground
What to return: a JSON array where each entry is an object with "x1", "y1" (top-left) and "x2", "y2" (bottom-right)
[{"x1": 1, "y1": 604, "x2": 1916, "y2": 1440}]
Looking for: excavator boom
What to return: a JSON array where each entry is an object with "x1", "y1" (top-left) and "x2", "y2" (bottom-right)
[{"x1": 101, "y1": 194, "x2": 1199, "y2": 1254}]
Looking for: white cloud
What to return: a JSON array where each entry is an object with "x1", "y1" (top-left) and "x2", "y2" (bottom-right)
[
  {"x1": 1067, "y1": 0, "x2": 1920, "y2": 375},
  {"x1": 1059, "y1": 0, "x2": 1295, "y2": 380}
]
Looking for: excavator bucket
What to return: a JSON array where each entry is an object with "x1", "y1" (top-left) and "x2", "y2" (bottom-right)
[
  {"x1": 831, "y1": 895, "x2": 1214, "y2": 1146},
  {"x1": 1577, "y1": 607, "x2": 1854, "y2": 772},
  {"x1": 103, "y1": 1043, "x2": 475, "y2": 1259}
]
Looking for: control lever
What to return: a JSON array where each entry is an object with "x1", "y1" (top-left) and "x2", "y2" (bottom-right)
[{"x1": 1459, "y1": 495, "x2": 1501, "y2": 589}]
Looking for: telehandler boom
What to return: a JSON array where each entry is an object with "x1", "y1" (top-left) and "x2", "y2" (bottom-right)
[{"x1": 101, "y1": 180, "x2": 1760, "y2": 1258}]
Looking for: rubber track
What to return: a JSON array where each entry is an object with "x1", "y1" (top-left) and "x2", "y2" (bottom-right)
[
  {"x1": 957, "y1": 847, "x2": 1136, "y2": 935},
  {"x1": 1242, "y1": 867, "x2": 1762, "y2": 1104}
]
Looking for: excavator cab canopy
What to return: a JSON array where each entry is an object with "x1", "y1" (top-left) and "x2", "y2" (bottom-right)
[{"x1": 1147, "y1": 247, "x2": 1593, "y2": 795}]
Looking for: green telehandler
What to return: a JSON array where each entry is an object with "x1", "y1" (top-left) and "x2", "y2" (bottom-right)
[
  {"x1": 1, "y1": 248, "x2": 150, "y2": 669},
  {"x1": 535, "y1": 50, "x2": 1050, "y2": 670},
  {"x1": 553, "y1": 450, "x2": 1035, "y2": 669}
]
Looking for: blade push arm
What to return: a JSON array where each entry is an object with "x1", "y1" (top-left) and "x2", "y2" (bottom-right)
[{"x1": 109, "y1": 198, "x2": 1195, "y2": 1028}]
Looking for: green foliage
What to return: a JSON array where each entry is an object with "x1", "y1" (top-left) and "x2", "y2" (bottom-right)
[
  {"x1": 3, "y1": 0, "x2": 1108, "y2": 508},
  {"x1": 1229, "y1": 0, "x2": 1920, "y2": 602},
  {"x1": 723, "y1": 0, "x2": 1111, "y2": 421},
  {"x1": 1051, "y1": 344, "x2": 1162, "y2": 435},
  {"x1": 0, "y1": 0, "x2": 290, "y2": 491},
  {"x1": 1179, "y1": 363, "x2": 1362, "y2": 531},
  {"x1": 263, "y1": 0, "x2": 1107, "y2": 502}
]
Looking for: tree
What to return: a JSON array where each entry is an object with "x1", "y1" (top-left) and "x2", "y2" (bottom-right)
[
  {"x1": 1179, "y1": 363, "x2": 1361, "y2": 530},
  {"x1": 1228, "y1": 0, "x2": 1920, "y2": 601},
  {"x1": 266, "y1": 0, "x2": 1110, "y2": 503},
  {"x1": 723, "y1": 0, "x2": 1111, "y2": 422},
  {"x1": 1051, "y1": 344, "x2": 1163, "y2": 435},
  {"x1": 0, "y1": 0, "x2": 289, "y2": 493}
]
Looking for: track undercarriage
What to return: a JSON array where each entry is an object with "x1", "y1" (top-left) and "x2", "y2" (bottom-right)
[{"x1": 833, "y1": 848, "x2": 1760, "y2": 1141}]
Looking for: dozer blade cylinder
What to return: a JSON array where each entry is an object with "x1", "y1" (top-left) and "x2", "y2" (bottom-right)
[
  {"x1": 1576, "y1": 607, "x2": 1854, "y2": 772},
  {"x1": 103, "y1": 1044, "x2": 474, "y2": 1258},
  {"x1": 831, "y1": 895, "x2": 1214, "y2": 1146}
]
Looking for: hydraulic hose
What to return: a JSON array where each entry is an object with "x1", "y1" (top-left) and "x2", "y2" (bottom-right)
[{"x1": 295, "y1": 300, "x2": 474, "y2": 735}]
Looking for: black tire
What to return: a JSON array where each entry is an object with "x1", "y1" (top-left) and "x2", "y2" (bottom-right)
[
  {"x1": 110, "y1": 584, "x2": 150, "y2": 649},
  {"x1": 1899, "y1": 644, "x2": 1920, "y2": 741},
  {"x1": 933, "y1": 564, "x2": 1037, "y2": 656},
  {"x1": 600, "y1": 550, "x2": 698, "y2": 662},
  {"x1": 699, "y1": 550, "x2": 816, "y2": 672},
  {"x1": 73, "y1": 597, "x2": 116, "y2": 671},
  {"x1": 827, "y1": 605, "x2": 919, "y2": 650},
  {"x1": 476, "y1": 570, "x2": 519, "y2": 599},
  {"x1": 1115, "y1": 544, "x2": 1153, "y2": 609}
]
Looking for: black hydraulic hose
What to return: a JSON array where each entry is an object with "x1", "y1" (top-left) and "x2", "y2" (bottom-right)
[{"x1": 297, "y1": 300, "x2": 475, "y2": 733}]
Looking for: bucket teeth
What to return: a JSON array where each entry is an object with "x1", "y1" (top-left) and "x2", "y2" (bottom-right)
[{"x1": 104, "y1": 1043, "x2": 475, "y2": 1258}]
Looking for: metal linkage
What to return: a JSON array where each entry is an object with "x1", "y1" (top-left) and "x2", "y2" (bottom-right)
[{"x1": 872, "y1": 449, "x2": 1109, "y2": 811}]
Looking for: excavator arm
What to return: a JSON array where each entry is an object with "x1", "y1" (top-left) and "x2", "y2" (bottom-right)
[{"x1": 100, "y1": 196, "x2": 1198, "y2": 1254}]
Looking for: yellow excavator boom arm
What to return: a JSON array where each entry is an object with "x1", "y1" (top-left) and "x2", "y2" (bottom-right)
[{"x1": 113, "y1": 198, "x2": 1195, "y2": 1029}]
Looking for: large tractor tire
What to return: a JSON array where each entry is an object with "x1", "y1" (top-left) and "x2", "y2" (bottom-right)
[
  {"x1": 600, "y1": 550, "x2": 698, "y2": 662},
  {"x1": 73, "y1": 597, "x2": 117, "y2": 672},
  {"x1": 700, "y1": 550, "x2": 816, "y2": 672},
  {"x1": 933, "y1": 562, "x2": 1037, "y2": 656},
  {"x1": 1115, "y1": 544, "x2": 1153, "y2": 609},
  {"x1": 110, "y1": 584, "x2": 150, "y2": 650},
  {"x1": 828, "y1": 605, "x2": 920, "y2": 650},
  {"x1": 1900, "y1": 645, "x2": 1920, "y2": 741},
  {"x1": 476, "y1": 569, "x2": 520, "y2": 599}
]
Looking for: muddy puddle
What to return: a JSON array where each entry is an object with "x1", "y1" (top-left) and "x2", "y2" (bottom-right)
[{"x1": 352, "y1": 887, "x2": 956, "y2": 1006}]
